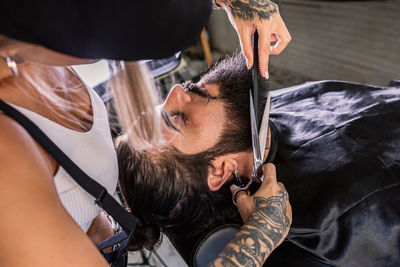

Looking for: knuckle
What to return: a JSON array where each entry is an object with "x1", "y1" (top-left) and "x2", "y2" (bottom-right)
[
  {"x1": 244, "y1": 50, "x2": 252, "y2": 59},
  {"x1": 280, "y1": 38, "x2": 289, "y2": 45},
  {"x1": 266, "y1": 162, "x2": 276, "y2": 172}
]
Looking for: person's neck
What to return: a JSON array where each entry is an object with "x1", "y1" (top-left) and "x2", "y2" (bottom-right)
[{"x1": 237, "y1": 125, "x2": 272, "y2": 179}]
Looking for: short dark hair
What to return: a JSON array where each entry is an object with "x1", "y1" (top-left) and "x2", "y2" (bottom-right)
[{"x1": 117, "y1": 53, "x2": 267, "y2": 250}]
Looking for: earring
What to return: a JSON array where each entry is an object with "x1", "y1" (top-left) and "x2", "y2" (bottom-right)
[
  {"x1": 234, "y1": 169, "x2": 243, "y2": 186},
  {"x1": 6, "y1": 57, "x2": 18, "y2": 77}
]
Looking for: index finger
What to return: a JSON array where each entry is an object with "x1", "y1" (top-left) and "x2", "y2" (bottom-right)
[
  {"x1": 257, "y1": 26, "x2": 272, "y2": 79},
  {"x1": 261, "y1": 163, "x2": 277, "y2": 185},
  {"x1": 230, "y1": 185, "x2": 250, "y2": 207},
  {"x1": 236, "y1": 25, "x2": 254, "y2": 69}
]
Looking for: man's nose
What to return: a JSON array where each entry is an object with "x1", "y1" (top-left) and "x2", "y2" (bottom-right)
[{"x1": 164, "y1": 84, "x2": 192, "y2": 108}]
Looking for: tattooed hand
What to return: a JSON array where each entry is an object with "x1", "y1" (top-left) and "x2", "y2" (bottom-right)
[
  {"x1": 211, "y1": 163, "x2": 292, "y2": 267},
  {"x1": 215, "y1": 0, "x2": 291, "y2": 79}
]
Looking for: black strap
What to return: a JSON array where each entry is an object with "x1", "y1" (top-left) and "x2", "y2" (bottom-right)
[
  {"x1": 0, "y1": 100, "x2": 137, "y2": 247},
  {"x1": 99, "y1": 231, "x2": 129, "y2": 251}
]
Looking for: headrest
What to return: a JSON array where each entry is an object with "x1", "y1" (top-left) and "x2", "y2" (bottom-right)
[{"x1": 192, "y1": 224, "x2": 241, "y2": 267}]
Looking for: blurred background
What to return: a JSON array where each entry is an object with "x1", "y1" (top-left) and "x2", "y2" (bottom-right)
[
  {"x1": 76, "y1": 0, "x2": 400, "y2": 95},
  {"x1": 205, "y1": 0, "x2": 400, "y2": 88},
  {"x1": 73, "y1": 0, "x2": 400, "y2": 265},
  {"x1": 186, "y1": 0, "x2": 400, "y2": 89}
]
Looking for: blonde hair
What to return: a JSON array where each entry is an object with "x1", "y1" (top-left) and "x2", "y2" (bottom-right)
[
  {"x1": 1, "y1": 62, "x2": 93, "y2": 131},
  {"x1": 1, "y1": 38, "x2": 163, "y2": 150},
  {"x1": 108, "y1": 61, "x2": 163, "y2": 151}
]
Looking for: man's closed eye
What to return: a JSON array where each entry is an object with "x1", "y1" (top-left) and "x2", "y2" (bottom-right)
[{"x1": 170, "y1": 111, "x2": 187, "y2": 126}]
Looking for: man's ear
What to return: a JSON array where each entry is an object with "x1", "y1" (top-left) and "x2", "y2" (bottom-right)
[{"x1": 207, "y1": 157, "x2": 238, "y2": 191}]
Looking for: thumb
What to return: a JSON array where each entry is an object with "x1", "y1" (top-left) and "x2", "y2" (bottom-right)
[
  {"x1": 255, "y1": 163, "x2": 278, "y2": 195},
  {"x1": 261, "y1": 163, "x2": 277, "y2": 184},
  {"x1": 230, "y1": 185, "x2": 249, "y2": 207},
  {"x1": 230, "y1": 184, "x2": 254, "y2": 222},
  {"x1": 230, "y1": 184, "x2": 240, "y2": 194}
]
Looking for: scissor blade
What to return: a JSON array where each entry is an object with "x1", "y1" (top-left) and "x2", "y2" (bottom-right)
[
  {"x1": 259, "y1": 90, "x2": 271, "y2": 161},
  {"x1": 250, "y1": 91, "x2": 263, "y2": 175}
]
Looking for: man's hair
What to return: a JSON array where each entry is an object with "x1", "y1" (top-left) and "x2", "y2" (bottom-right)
[{"x1": 117, "y1": 53, "x2": 267, "y2": 250}]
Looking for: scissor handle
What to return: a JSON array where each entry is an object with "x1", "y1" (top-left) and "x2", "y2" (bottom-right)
[
  {"x1": 232, "y1": 178, "x2": 257, "y2": 206},
  {"x1": 232, "y1": 187, "x2": 248, "y2": 206}
]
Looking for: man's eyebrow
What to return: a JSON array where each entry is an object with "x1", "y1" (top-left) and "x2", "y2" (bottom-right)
[
  {"x1": 182, "y1": 81, "x2": 209, "y2": 98},
  {"x1": 161, "y1": 110, "x2": 180, "y2": 133},
  {"x1": 182, "y1": 81, "x2": 225, "y2": 104}
]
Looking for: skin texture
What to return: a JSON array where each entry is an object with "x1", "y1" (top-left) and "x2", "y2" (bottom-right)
[
  {"x1": 215, "y1": 0, "x2": 291, "y2": 78},
  {"x1": 87, "y1": 211, "x2": 115, "y2": 251},
  {"x1": 162, "y1": 83, "x2": 225, "y2": 154}
]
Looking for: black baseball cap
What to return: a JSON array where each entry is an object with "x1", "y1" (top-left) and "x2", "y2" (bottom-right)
[{"x1": 1, "y1": 0, "x2": 212, "y2": 60}]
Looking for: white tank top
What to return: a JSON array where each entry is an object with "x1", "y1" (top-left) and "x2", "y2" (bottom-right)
[{"x1": 6, "y1": 86, "x2": 118, "y2": 232}]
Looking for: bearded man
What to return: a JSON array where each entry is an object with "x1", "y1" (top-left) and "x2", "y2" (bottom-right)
[{"x1": 118, "y1": 53, "x2": 400, "y2": 266}]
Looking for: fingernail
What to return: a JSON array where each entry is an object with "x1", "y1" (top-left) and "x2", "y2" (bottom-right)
[
  {"x1": 246, "y1": 60, "x2": 252, "y2": 70},
  {"x1": 265, "y1": 71, "x2": 270, "y2": 79}
]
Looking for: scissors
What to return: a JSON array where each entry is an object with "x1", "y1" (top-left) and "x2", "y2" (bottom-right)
[{"x1": 232, "y1": 32, "x2": 271, "y2": 206}]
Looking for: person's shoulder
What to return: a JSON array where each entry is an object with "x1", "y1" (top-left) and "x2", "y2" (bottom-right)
[
  {"x1": 0, "y1": 113, "x2": 31, "y2": 149},
  {"x1": 0, "y1": 113, "x2": 39, "y2": 152},
  {"x1": 0, "y1": 114, "x2": 53, "y2": 180}
]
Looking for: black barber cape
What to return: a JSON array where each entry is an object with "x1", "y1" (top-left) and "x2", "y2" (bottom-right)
[
  {"x1": 169, "y1": 80, "x2": 400, "y2": 267},
  {"x1": 265, "y1": 80, "x2": 400, "y2": 266}
]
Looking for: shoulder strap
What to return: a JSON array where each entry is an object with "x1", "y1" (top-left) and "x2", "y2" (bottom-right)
[{"x1": 0, "y1": 99, "x2": 138, "y2": 234}]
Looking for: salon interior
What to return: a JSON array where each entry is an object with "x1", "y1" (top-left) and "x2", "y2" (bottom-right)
[{"x1": 71, "y1": 0, "x2": 400, "y2": 266}]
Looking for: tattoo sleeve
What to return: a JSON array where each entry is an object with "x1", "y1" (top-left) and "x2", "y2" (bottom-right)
[
  {"x1": 210, "y1": 190, "x2": 290, "y2": 267},
  {"x1": 221, "y1": 0, "x2": 278, "y2": 21}
]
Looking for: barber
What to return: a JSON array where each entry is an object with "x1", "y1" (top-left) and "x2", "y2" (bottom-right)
[{"x1": 0, "y1": 1, "x2": 290, "y2": 266}]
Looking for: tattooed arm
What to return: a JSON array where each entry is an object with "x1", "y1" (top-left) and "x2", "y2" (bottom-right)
[
  {"x1": 211, "y1": 163, "x2": 292, "y2": 267},
  {"x1": 215, "y1": 0, "x2": 291, "y2": 79}
]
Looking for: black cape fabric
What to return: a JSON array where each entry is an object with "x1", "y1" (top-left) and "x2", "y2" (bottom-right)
[
  {"x1": 1, "y1": 0, "x2": 211, "y2": 60},
  {"x1": 265, "y1": 80, "x2": 400, "y2": 266}
]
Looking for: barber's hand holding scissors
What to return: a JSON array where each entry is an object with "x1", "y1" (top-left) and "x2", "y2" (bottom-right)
[
  {"x1": 215, "y1": 0, "x2": 291, "y2": 79},
  {"x1": 231, "y1": 163, "x2": 292, "y2": 244}
]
